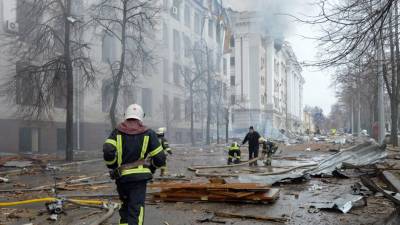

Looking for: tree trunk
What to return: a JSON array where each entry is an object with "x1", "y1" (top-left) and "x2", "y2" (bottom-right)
[
  {"x1": 216, "y1": 109, "x2": 220, "y2": 144},
  {"x1": 206, "y1": 47, "x2": 211, "y2": 145},
  {"x1": 393, "y1": 1, "x2": 400, "y2": 146},
  {"x1": 391, "y1": 99, "x2": 399, "y2": 146},
  {"x1": 64, "y1": 0, "x2": 74, "y2": 161},
  {"x1": 109, "y1": 3, "x2": 127, "y2": 129},
  {"x1": 225, "y1": 108, "x2": 229, "y2": 143},
  {"x1": 190, "y1": 89, "x2": 195, "y2": 146}
]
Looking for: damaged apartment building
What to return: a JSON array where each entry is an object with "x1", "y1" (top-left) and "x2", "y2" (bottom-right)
[
  {"x1": 223, "y1": 10, "x2": 305, "y2": 138},
  {"x1": 0, "y1": 0, "x2": 228, "y2": 154}
]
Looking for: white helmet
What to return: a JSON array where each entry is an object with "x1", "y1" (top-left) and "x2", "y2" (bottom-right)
[
  {"x1": 124, "y1": 104, "x2": 144, "y2": 121},
  {"x1": 156, "y1": 127, "x2": 166, "y2": 135}
]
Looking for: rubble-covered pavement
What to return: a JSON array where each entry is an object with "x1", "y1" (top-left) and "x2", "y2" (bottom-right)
[{"x1": 1, "y1": 138, "x2": 400, "y2": 225}]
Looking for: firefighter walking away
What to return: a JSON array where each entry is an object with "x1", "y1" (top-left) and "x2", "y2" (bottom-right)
[
  {"x1": 103, "y1": 104, "x2": 166, "y2": 225},
  {"x1": 156, "y1": 127, "x2": 172, "y2": 176}
]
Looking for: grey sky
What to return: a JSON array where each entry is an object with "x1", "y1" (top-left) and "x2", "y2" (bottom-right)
[{"x1": 224, "y1": 0, "x2": 337, "y2": 115}]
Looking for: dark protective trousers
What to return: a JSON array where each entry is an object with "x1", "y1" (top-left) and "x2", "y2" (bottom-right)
[
  {"x1": 249, "y1": 146, "x2": 259, "y2": 166},
  {"x1": 228, "y1": 149, "x2": 241, "y2": 164},
  {"x1": 116, "y1": 180, "x2": 147, "y2": 225}
]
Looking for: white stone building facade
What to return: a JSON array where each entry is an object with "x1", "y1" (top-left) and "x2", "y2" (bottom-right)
[{"x1": 224, "y1": 11, "x2": 304, "y2": 138}]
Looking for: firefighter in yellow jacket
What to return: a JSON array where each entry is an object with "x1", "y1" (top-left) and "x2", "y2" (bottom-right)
[
  {"x1": 259, "y1": 137, "x2": 278, "y2": 166},
  {"x1": 156, "y1": 127, "x2": 172, "y2": 176},
  {"x1": 103, "y1": 104, "x2": 166, "y2": 225},
  {"x1": 228, "y1": 142, "x2": 241, "y2": 165}
]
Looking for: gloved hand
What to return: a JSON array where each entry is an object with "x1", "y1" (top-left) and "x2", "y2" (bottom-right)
[
  {"x1": 149, "y1": 164, "x2": 157, "y2": 174},
  {"x1": 167, "y1": 150, "x2": 173, "y2": 155}
]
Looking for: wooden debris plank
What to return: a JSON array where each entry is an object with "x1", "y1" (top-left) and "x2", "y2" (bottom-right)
[
  {"x1": 151, "y1": 189, "x2": 279, "y2": 203},
  {"x1": 149, "y1": 182, "x2": 271, "y2": 190}
]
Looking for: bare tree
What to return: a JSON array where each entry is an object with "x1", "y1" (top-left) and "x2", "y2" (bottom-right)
[
  {"x1": 91, "y1": 0, "x2": 158, "y2": 128},
  {"x1": 297, "y1": 0, "x2": 400, "y2": 145},
  {"x1": 2, "y1": 0, "x2": 95, "y2": 161},
  {"x1": 180, "y1": 56, "x2": 204, "y2": 146}
]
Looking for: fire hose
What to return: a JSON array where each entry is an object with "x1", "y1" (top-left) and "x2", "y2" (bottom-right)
[{"x1": 0, "y1": 197, "x2": 108, "y2": 207}]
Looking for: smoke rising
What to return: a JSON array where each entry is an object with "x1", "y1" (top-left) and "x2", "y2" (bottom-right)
[{"x1": 224, "y1": 0, "x2": 304, "y2": 39}]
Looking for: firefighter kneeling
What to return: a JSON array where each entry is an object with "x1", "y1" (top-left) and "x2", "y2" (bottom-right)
[
  {"x1": 228, "y1": 142, "x2": 241, "y2": 165},
  {"x1": 259, "y1": 137, "x2": 278, "y2": 166}
]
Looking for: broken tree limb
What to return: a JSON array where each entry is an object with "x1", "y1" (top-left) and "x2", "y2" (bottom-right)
[{"x1": 211, "y1": 211, "x2": 288, "y2": 223}]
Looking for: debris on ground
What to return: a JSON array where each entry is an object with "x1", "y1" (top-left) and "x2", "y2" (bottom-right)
[
  {"x1": 0, "y1": 177, "x2": 9, "y2": 183},
  {"x1": 309, "y1": 193, "x2": 366, "y2": 213},
  {"x1": 211, "y1": 211, "x2": 289, "y2": 223},
  {"x1": 3, "y1": 160, "x2": 33, "y2": 168},
  {"x1": 381, "y1": 171, "x2": 400, "y2": 192},
  {"x1": 239, "y1": 141, "x2": 386, "y2": 185},
  {"x1": 0, "y1": 139, "x2": 397, "y2": 224},
  {"x1": 360, "y1": 176, "x2": 400, "y2": 205},
  {"x1": 149, "y1": 179, "x2": 280, "y2": 204},
  {"x1": 197, "y1": 213, "x2": 226, "y2": 224}
]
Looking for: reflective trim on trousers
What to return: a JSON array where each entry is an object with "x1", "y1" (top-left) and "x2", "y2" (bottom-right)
[{"x1": 138, "y1": 206, "x2": 144, "y2": 225}]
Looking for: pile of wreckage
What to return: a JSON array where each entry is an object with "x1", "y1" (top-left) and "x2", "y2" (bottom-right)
[
  {"x1": 2, "y1": 139, "x2": 400, "y2": 224},
  {"x1": 149, "y1": 178, "x2": 279, "y2": 204}
]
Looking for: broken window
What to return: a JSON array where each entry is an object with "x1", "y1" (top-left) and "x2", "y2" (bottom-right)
[
  {"x1": 230, "y1": 35, "x2": 235, "y2": 47},
  {"x1": 163, "y1": 22, "x2": 169, "y2": 45},
  {"x1": 171, "y1": 0, "x2": 180, "y2": 20},
  {"x1": 101, "y1": 79, "x2": 113, "y2": 113},
  {"x1": 173, "y1": 62, "x2": 181, "y2": 85},
  {"x1": 53, "y1": 70, "x2": 67, "y2": 108},
  {"x1": 19, "y1": 127, "x2": 40, "y2": 153},
  {"x1": 215, "y1": 53, "x2": 221, "y2": 72},
  {"x1": 185, "y1": 99, "x2": 191, "y2": 121},
  {"x1": 173, "y1": 29, "x2": 181, "y2": 55},
  {"x1": 184, "y1": 67, "x2": 191, "y2": 86},
  {"x1": 16, "y1": 0, "x2": 38, "y2": 37},
  {"x1": 216, "y1": 22, "x2": 221, "y2": 43},
  {"x1": 194, "y1": 12, "x2": 201, "y2": 34},
  {"x1": 102, "y1": 31, "x2": 117, "y2": 63},
  {"x1": 230, "y1": 56, "x2": 235, "y2": 66},
  {"x1": 223, "y1": 58, "x2": 227, "y2": 75},
  {"x1": 208, "y1": 19, "x2": 214, "y2": 38},
  {"x1": 57, "y1": 128, "x2": 66, "y2": 152},
  {"x1": 184, "y1": 4, "x2": 191, "y2": 28},
  {"x1": 183, "y1": 35, "x2": 191, "y2": 57},
  {"x1": 163, "y1": 58, "x2": 169, "y2": 83},
  {"x1": 173, "y1": 97, "x2": 181, "y2": 120},
  {"x1": 230, "y1": 76, "x2": 235, "y2": 86},
  {"x1": 142, "y1": 88, "x2": 152, "y2": 117},
  {"x1": 15, "y1": 63, "x2": 38, "y2": 106}
]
